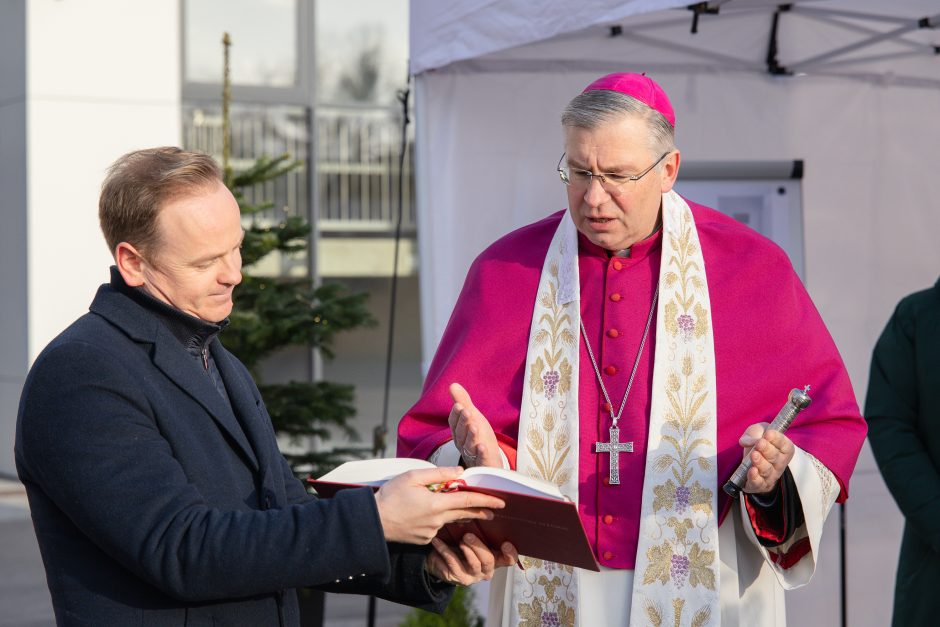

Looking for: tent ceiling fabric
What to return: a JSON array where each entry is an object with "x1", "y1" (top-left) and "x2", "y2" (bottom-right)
[
  {"x1": 409, "y1": 0, "x2": 690, "y2": 75},
  {"x1": 411, "y1": 0, "x2": 940, "y2": 88},
  {"x1": 407, "y1": 0, "x2": 940, "y2": 390}
]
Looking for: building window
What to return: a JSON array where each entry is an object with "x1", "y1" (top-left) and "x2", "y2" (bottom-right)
[{"x1": 184, "y1": 0, "x2": 299, "y2": 88}]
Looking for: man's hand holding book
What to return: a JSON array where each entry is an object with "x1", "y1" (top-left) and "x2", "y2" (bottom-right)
[{"x1": 373, "y1": 465, "x2": 519, "y2": 585}]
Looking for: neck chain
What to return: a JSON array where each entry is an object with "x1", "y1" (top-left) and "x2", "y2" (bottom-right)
[{"x1": 580, "y1": 283, "x2": 659, "y2": 428}]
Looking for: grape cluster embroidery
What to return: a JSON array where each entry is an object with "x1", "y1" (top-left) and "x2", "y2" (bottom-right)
[{"x1": 542, "y1": 370, "x2": 560, "y2": 399}]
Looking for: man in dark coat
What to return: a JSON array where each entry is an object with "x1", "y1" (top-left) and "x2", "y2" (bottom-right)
[
  {"x1": 15, "y1": 147, "x2": 515, "y2": 626},
  {"x1": 866, "y1": 278, "x2": 940, "y2": 627}
]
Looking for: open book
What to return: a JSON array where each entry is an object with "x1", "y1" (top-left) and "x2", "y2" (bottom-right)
[{"x1": 309, "y1": 458, "x2": 599, "y2": 571}]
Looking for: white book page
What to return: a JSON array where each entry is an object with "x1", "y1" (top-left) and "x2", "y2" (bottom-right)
[
  {"x1": 317, "y1": 458, "x2": 437, "y2": 486},
  {"x1": 461, "y1": 466, "x2": 564, "y2": 500}
]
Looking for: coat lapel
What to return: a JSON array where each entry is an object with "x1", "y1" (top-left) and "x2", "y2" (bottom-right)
[
  {"x1": 90, "y1": 283, "x2": 260, "y2": 472},
  {"x1": 210, "y1": 343, "x2": 274, "y2": 475},
  {"x1": 150, "y1": 338, "x2": 260, "y2": 472}
]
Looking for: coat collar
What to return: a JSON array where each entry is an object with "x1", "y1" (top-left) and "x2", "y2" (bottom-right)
[{"x1": 89, "y1": 272, "x2": 259, "y2": 472}]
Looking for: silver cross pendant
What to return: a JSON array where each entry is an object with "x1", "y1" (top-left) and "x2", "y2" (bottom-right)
[{"x1": 594, "y1": 426, "x2": 633, "y2": 484}]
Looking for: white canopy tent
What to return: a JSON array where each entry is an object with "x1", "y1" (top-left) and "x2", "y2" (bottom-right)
[
  {"x1": 411, "y1": 0, "x2": 940, "y2": 385},
  {"x1": 408, "y1": 2, "x2": 940, "y2": 624}
]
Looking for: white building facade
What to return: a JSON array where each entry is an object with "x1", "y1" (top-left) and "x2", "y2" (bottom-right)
[{"x1": 1, "y1": 1, "x2": 183, "y2": 477}]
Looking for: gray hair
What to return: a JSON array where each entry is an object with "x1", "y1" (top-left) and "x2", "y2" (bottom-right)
[{"x1": 561, "y1": 90, "x2": 676, "y2": 159}]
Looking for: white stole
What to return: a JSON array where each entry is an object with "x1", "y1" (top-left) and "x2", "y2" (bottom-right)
[{"x1": 512, "y1": 191, "x2": 720, "y2": 627}]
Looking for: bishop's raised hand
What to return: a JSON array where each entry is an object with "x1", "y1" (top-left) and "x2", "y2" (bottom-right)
[{"x1": 448, "y1": 382, "x2": 503, "y2": 468}]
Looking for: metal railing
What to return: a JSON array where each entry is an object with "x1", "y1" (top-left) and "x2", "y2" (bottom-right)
[
  {"x1": 182, "y1": 102, "x2": 415, "y2": 235},
  {"x1": 316, "y1": 104, "x2": 415, "y2": 234}
]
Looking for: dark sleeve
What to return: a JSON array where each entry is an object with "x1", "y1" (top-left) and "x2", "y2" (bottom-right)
[
  {"x1": 865, "y1": 301, "x2": 940, "y2": 552},
  {"x1": 315, "y1": 543, "x2": 453, "y2": 613},
  {"x1": 232, "y1": 350, "x2": 448, "y2": 608},
  {"x1": 281, "y1": 455, "x2": 317, "y2": 505},
  {"x1": 16, "y1": 341, "x2": 392, "y2": 603},
  {"x1": 744, "y1": 468, "x2": 805, "y2": 547}
]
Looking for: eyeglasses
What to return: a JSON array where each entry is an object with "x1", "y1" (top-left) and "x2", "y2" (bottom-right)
[{"x1": 556, "y1": 151, "x2": 670, "y2": 195}]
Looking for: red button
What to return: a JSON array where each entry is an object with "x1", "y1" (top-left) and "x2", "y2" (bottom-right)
[
  {"x1": 612, "y1": 260, "x2": 623, "y2": 271},
  {"x1": 604, "y1": 365, "x2": 618, "y2": 376},
  {"x1": 602, "y1": 477, "x2": 611, "y2": 487},
  {"x1": 607, "y1": 328, "x2": 619, "y2": 338},
  {"x1": 603, "y1": 402, "x2": 612, "y2": 413},
  {"x1": 603, "y1": 550, "x2": 614, "y2": 560},
  {"x1": 603, "y1": 514, "x2": 614, "y2": 525},
  {"x1": 610, "y1": 293, "x2": 622, "y2": 302}
]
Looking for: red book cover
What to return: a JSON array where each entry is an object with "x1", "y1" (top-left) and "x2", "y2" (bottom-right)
[{"x1": 308, "y1": 460, "x2": 599, "y2": 572}]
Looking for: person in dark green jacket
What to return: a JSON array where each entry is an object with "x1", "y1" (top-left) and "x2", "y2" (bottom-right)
[{"x1": 865, "y1": 278, "x2": 940, "y2": 627}]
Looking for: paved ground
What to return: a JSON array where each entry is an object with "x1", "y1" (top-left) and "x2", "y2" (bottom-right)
[{"x1": 0, "y1": 482, "x2": 52, "y2": 627}]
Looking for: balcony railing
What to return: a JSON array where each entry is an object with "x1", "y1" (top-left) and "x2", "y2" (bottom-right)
[
  {"x1": 317, "y1": 104, "x2": 415, "y2": 234},
  {"x1": 182, "y1": 102, "x2": 415, "y2": 235}
]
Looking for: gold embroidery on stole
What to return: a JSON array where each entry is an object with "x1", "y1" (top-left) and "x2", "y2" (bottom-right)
[
  {"x1": 632, "y1": 194, "x2": 719, "y2": 626},
  {"x1": 513, "y1": 217, "x2": 579, "y2": 627},
  {"x1": 513, "y1": 195, "x2": 719, "y2": 627}
]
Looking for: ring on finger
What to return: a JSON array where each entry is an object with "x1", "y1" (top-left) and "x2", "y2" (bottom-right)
[{"x1": 462, "y1": 445, "x2": 478, "y2": 462}]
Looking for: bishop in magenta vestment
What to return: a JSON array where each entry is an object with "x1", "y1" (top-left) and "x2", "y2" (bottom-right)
[{"x1": 398, "y1": 204, "x2": 866, "y2": 625}]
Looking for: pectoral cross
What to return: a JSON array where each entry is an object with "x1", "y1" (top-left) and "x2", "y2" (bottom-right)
[{"x1": 595, "y1": 426, "x2": 633, "y2": 484}]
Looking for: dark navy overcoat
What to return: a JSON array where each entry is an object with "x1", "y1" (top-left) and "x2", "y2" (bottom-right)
[{"x1": 16, "y1": 277, "x2": 447, "y2": 626}]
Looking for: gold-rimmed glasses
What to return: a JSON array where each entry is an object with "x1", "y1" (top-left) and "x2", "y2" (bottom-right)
[{"x1": 556, "y1": 151, "x2": 669, "y2": 195}]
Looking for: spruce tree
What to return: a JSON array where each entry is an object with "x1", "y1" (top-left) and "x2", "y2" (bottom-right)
[
  {"x1": 219, "y1": 33, "x2": 374, "y2": 477},
  {"x1": 399, "y1": 587, "x2": 483, "y2": 627}
]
